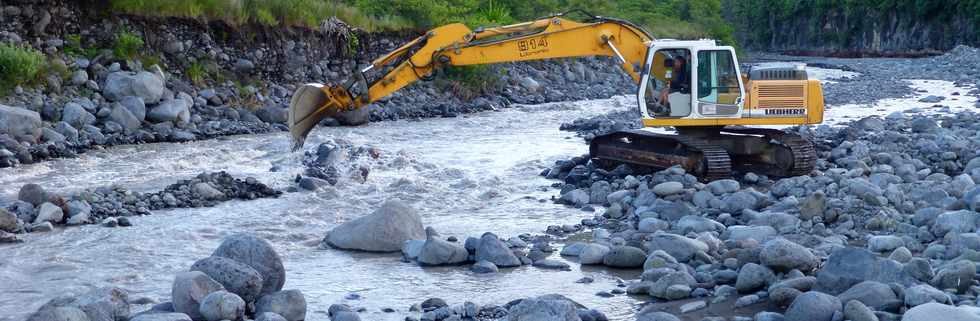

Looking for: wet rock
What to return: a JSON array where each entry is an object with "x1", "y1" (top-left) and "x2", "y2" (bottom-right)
[
  {"x1": 843, "y1": 300, "x2": 877, "y2": 321},
  {"x1": 62, "y1": 103, "x2": 96, "y2": 128},
  {"x1": 902, "y1": 302, "x2": 980, "y2": 321},
  {"x1": 645, "y1": 233, "x2": 708, "y2": 262},
  {"x1": 109, "y1": 103, "x2": 141, "y2": 131},
  {"x1": 254, "y1": 312, "x2": 287, "y2": 321},
  {"x1": 506, "y1": 295, "x2": 579, "y2": 321},
  {"x1": 0, "y1": 209, "x2": 17, "y2": 232},
  {"x1": 602, "y1": 246, "x2": 646, "y2": 268},
  {"x1": 190, "y1": 256, "x2": 264, "y2": 304},
  {"x1": 212, "y1": 234, "x2": 285, "y2": 295},
  {"x1": 198, "y1": 291, "x2": 245, "y2": 321},
  {"x1": 579, "y1": 243, "x2": 610, "y2": 265},
  {"x1": 816, "y1": 247, "x2": 913, "y2": 294},
  {"x1": 837, "y1": 281, "x2": 899, "y2": 311},
  {"x1": 706, "y1": 179, "x2": 740, "y2": 195},
  {"x1": 635, "y1": 308, "x2": 680, "y2": 321},
  {"x1": 401, "y1": 240, "x2": 424, "y2": 261},
  {"x1": 0, "y1": 105, "x2": 42, "y2": 142},
  {"x1": 560, "y1": 242, "x2": 587, "y2": 256},
  {"x1": 147, "y1": 95, "x2": 192, "y2": 124},
  {"x1": 28, "y1": 287, "x2": 129, "y2": 321},
  {"x1": 559, "y1": 189, "x2": 590, "y2": 207},
  {"x1": 784, "y1": 291, "x2": 842, "y2": 321},
  {"x1": 255, "y1": 290, "x2": 306, "y2": 321},
  {"x1": 192, "y1": 183, "x2": 225, "y2": 201},
  {"x1": 760, "y1": 238, "x2": 817, "y2": 272},
  {"x1": 18, "y1": 183, "x2": 49, "y2": 206},
  {"x1": 324, "y1": 200, "x2": 425, "y2": 252},
  {"x1": 736, "y1": 263, "x2": 774, "y2": 293},
  {"x1": 652, "y1": 182, "x2": 683, "y2": 196},
  {"x1": 256, "y1": 105, "x2": 287, "y2": 124},
  {"x1": 471, "y1": 260, "x2": 498, "y2": 273},
  {"x1": 172, "y1": 271, "x2": 224, "y2": 321},
  {"x1": 475, "y1": 232, "x2": 521, "y2": 267},
  {"x1": 649, "y1": 271, "x2": 696, "y2": 300},
  {"x1": 533, "y1": 259, "x2": 571, "y2": 270},
  {"x1": 34, "y1": 202, "x2": 64, "y2": 224},
  {"x1": 723, "y1": 225, "x2": 777, "y2": 242},
  {"x1": 103, "y1": 71, "x2": 165, "y2": 104},
  {"x1": 417, "y1": 228, "x2": 468, "y2": 266}
]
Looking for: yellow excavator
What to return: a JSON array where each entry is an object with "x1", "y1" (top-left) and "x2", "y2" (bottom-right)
[{"x1": 287, "y1": 13, "x2": 824, "y2": 180}]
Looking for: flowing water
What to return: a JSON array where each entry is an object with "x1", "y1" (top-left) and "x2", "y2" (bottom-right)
[{"x1": 1, "y1": 66, "x2": 975, "y2": 321}]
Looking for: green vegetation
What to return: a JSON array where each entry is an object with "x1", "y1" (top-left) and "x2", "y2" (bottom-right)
[
  {"x1": 436, "y1": 65, "x2": 505, "y2": 100},
  {"x1": 728, "y1": 0, "x2": 980, "y2": 48},
  {"x1": 113, "y1": 30, "x2": 145, "y2": 60},
  {"x1": 0, "y1": 43, "x2": 47, "y2": 91}
]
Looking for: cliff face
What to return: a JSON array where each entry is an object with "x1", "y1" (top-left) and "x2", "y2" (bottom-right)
[{"x1": 727, "y1": 3, "x2": 979, "y2": 56}]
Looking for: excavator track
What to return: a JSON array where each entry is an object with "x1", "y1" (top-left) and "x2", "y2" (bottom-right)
[
  {"x1": 589, "y1": 128, "x2": 816, "y2": 180},
  {"x1": 719, "y1": 127, "x2": 816, "y2": 177},
  {"x1": 589, "y1": 130, "x2": 732, "y2": 181}
]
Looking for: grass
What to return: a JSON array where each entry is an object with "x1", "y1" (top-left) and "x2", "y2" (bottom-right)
[
  {"x1": 436, "y1": 65, "x2": 504, "y2": 100},
  {"x1": 0, "y1": 43, "x2": 47, "y2": 91},
  {"x1": 113, "y1": 30, "x2": 144, "y2": 60},
  {"x1": 109, "y1": 0, "x2": 412, "y2": 32}
]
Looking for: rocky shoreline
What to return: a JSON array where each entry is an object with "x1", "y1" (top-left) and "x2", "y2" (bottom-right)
[
  {"x1": 0, "y1": 171, "x2": 281, "y2": 243},
  {"x1": 0, "y1": 0, "x2": 633, "y2": 169}
]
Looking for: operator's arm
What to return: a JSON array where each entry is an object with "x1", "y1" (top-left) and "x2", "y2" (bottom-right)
[{"x1": 288, "y1": 14, "x2": 654, "y2": 148}]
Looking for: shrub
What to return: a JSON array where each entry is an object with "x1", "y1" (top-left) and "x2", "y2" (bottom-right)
[
  {"x1": 0, "y1": 43, "x2": 47, "y2": 91},
  {"x1": 437, "y1": 65, "x2": 504, "y2": 100},
  {"x1": 113, "y1": 30, "x2": 144, "y2": 60}
]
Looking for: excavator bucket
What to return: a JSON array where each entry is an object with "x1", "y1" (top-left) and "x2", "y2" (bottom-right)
[{"x1": 287, "y1": 83, "x2": 352, "y2": 150}]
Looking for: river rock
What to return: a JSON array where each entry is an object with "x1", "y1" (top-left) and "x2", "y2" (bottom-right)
[
  {"x1": 652, "y1": 182, "x2": 683, "y2": 196},
  {"x1": 506, "y1": 296, "x2": 579, "y2": 321},
  {"x1": 902, "y1": 302, "x2": 980, "y2": 321},
  {"x1": 192, "y1": 183, "x2": 225, "y2": 201},
  {"x1": 645, "y1": 233, "x2": 708, "y2": 262},
  {"x1": 933, "y1": 260, "x2": 975, "y2": 294},
  {"x1": 147, "y1": 95, "x2": 192, "y2": 124},
  {"x1": 784, "y1": 291, "x2": 842, "y2": 321},
  {"x1": 649, "y1": 271, "x2": 696, "y2": 300},
  {"x1": 816, "y1": 247, "x2": 913, "y2": 294},
  {"x1": 635, "y1": 308, "x2": 680, "y2": 321},
  {"x1": 129, "y1": 313, "x2": 192, "y2": 321},
  {"x1": 198, "y1": 291, "x2": 245, "y2": 321},
  {"x1": 28, "y1": 287, "x2": 130, "y2": 321},
  {"x1": 868, "y1": 235, "x2": 903, "y2": 252},
  {"x1": 723, "y1": 225, "x2": 777, "y2": 242},
  {"x1": 578, "y1": 243, "x2": 610, "y2": 265},
  {"x1": 402, "y1": 240, "x2": 424, "y2": 260},
  {"x1": 190, "y1": 256, "x2": 264, "y2": 304},
  {"x1": 34, "y1": 202, "x2": 63, "y2": 224},
  {"x1": 0, "y1": 208, "x2": 17, "y2": 232},
  {"x1": 904, "y1": 284, "x2": 950, "y2": 307},
  {"x1": 324, "y1": 200, "x2": 425, "y2": 253},
  {"x1": 18, "y1": 183, "x2": 49, "y2": 206},
  {"x1": 602, "y1": 246, "x2": 646, "y2": 268},
  {"x1": 0, "y1": 105, "x2": 42, "y2": 142},
  {"x1": 212, "y1": 234, "x2": 285, "y2": 295},
  {"x1": 843, "y1": 300, "x2": 878, "y2": 321},
  {"x1": 560, "y1": 242, "x2": 587, "y2": 256},
  {"x1": 475, "y1": 232, "x2": 521, "y2": 267},
  {"x1": 63, "y1": 103, "x2": 95, "y2": 128},
  {"x1": 109, "y1": 103, "x2": 141, "y2": 131},
  {"x1": 760, "y1": 238, "x2": 816, "y2": 272},
  {"x1": 417, "y1": 228, "x2": 468, "y2": 266},
  {"x1": 706, "y1": 179, "x2": 740, "y2": 195},
  {"x1": 736, "y1": 263, "x2": 774, "y2": 293},
  {"x1": 255, "y1": 290, "x2": 306, "y2": 321},
  {"x1": 837, "y1": 281, "x2": 899, "y2": 311},
  {"x1": 471, "y1": 260, "x2": 498, "y2": 273},
  {"x1": 172, "y1": 271, "x2": 224, "y2": 321},
  {"x1": 103, "y1": 71, "x2": 164, "y2": 104}
]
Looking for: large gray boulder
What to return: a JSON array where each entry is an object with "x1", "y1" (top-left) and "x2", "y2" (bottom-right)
[
  {"x1": 34, "y1": 202, "x2": 64, "y2": 224},
  {"x1": 334, "y1": 106, "x2": 369, "y2": 126},
  {"x1": 902, "y1": 302, "x2": 980, "y2": 321},
  {"x1": 475, "y1": 232, "x2": 522, "y2": 267},
  {"x1": 109, "y1": 103, "x2": 141, "y2": 131},
  {"x1": 255, "y1": 290, "x2": 306, "y2": 321},
  {"x1": 119, "y1": 96, "x2": 146, "y2": 121},
  {"x1": 578, "y1": 243, "x2": 610, "y2": 265},
  {"x1": 816, "y1": 247, "x2": 913, "y2": 294},
  {"x1": 0, "y1": 105, "x2": 42, "y2": 142},
  {"x1": 837, "y1": 281, "x2": 900, "y2": 311},
  {"x1": 506, "y1": 296, "x2": 581, "y2": 321},
  {"x1": 28, "y1": 287, "x2": 130, "y2": 321},
  {"x1": 645, "y1": 233, "x2": 708, "y2": 262},
  {"x1": 212, "y1": 234, "x2": 285, "y2": 295},
  {"x1": 784, "y1": 291, "x2": 842, "y2": 321},
  {"x1": 736, "y1": 263, "x2": 774, "y2": 293},
  {"x1": 18, "y1": 183, "x2": 49, "y2": 206},
  {"x1": 649, "y1": 271, "x2": 696, "y2": 300},
  {"x1": 147, "y1": 94, "x2": 192, "y2": 124},
  {"x1": 103, "y1": 71, "x2": 165, "y2": 104},
  {"x1": 62, "y1": 103, "x2": 96, "y2": 128},
  {"x1": 636, "y1": 309, "x2": 680, "y2": 321},
  {"x1": 602, "y1": 246, "x2": 646, "y2": 268},
  {"x1": 324, "y1": 200, "x2": 425, "y2": 252},
  {"x1": 417, "y1": 228, "x2": 468, "y2": 266},
  {"x1": 190, "y1": 256, "x2": 264, "y2": 303},
  {"x1": 198, "y1": 291, "x2": 245, "y2": 321},
  {"x1": 760, "y1": 238, "x2": 817, "y2": 272},
  {"x1": 171, "y1": 271, "x2": 224, "y2": 321}
]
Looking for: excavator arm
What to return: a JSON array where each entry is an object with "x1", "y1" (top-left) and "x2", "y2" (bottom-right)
[{"x1": 288, "y1": 14, "x2": 654, "y2": 149}]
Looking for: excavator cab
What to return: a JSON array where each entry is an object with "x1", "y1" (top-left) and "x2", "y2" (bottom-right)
[{"x1": 638, "y1": 40, "x2": 744, "y2": 122}]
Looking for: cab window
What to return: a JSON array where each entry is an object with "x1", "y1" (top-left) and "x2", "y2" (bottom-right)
[{"x1": 696, "y1": 50, "x2": 741, "y2": 105}]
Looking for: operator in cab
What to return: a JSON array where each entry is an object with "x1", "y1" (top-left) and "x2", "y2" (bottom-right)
[{"x1": 661, "y1": 56, "x2": 690, "y2": 104}]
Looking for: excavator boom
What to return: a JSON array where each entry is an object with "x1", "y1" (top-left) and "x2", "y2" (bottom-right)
[{"x1": 288, "y1": 14, "x2": 653, "y2": 149}]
